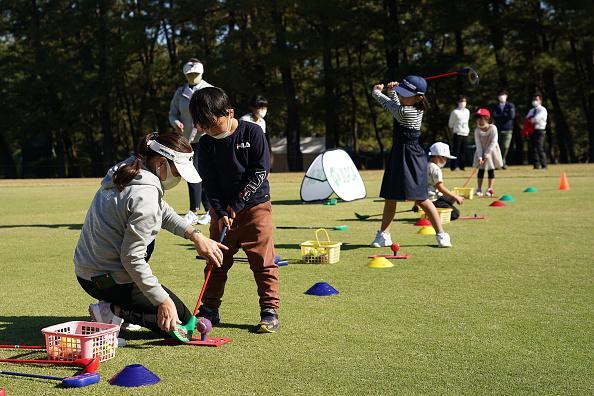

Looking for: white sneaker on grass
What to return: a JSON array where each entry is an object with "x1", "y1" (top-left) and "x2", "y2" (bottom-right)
[
  {"x1": 436, "y1": 232, "x2": 452, "y2": 248},
  {"x1": 121, "y1": 323, "x2": 142, "y2": 331},
  {"x1": 197, "y1": 212, "x2": 211, "y2": 225},
  {"x1": 89, "y1": 301, "x2": 124, "y2": 326},
  {"x1": 184, "y1": 210, "x2": 199, "y2": 225},
  {"x1": 371, "y1": 230, "x2": 393, "y2": 247}
]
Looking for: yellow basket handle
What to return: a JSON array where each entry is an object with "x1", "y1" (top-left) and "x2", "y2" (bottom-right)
[{"x1": 315, "y1": 228, "x2": 331, "y2": 245}]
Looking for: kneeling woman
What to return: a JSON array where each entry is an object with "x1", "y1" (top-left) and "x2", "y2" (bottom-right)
[{"x1": 74, "y1": 132, "x2": 227, "y2": 336}]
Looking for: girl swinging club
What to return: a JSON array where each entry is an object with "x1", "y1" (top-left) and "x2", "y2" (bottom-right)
[{"x1": 371, "y1": 76, "x2": 452, "y2": 248}]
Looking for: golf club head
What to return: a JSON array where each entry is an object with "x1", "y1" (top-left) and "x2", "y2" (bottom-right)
[
  {"x1": 77, "y1": 357, "x2": 100, "y2": 373},
  {"x1": 62, "y1": 372, "x2": 100, "y2": 388},
  {"x1": 459, "y1": 67, "x2": 480, "y2": 86},
  {"x1": 170, "y1": 316, "x2": 197, "y2": 343}
]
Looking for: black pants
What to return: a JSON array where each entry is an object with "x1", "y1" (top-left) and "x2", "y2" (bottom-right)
[
  {"x1": 433, "y1": 196, "x2": 459, "y2": 221},
  {"x1": 77, "y1": 241, "x2": 192, "y2": 337},
  {"x1": 530, "y1": 129, "x2": 547, "y2": 168},
  {"x1": 188, "y1": 143, "x2": 212, "y2": 212},
  {"x1": 450, "y1": 134, "x2": 467, "y2": 170}
]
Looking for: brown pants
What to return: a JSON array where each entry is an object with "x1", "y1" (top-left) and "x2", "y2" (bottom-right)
[{"x1": 204, "y1": 201, "x2": 279, "y2": 311}]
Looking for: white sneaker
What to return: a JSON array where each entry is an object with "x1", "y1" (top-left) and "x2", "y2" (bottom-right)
[
  {"x1": 436, "y1": 232, "x2": 452, "y2": 248},
  {"x1": 371, "y1": 230, "x2": 393, "y2": 247},
  {"x1": 475, "y1": 189, "x2": 483, "y2": 197},
  {"x1": 121, "y1": 323, "x2": 142, "y2": 331},
  {"x1": 197, "y1": 212, "x2": 211, "y2": 225},
  {"x1": 89, "y1": 301, "x2": 124, "y2": 326},
  {"x1": 117, "y1": 338, "x2": 127, "y2": 347},
  {"x1": 184, "y1": 211, "x2": 199, "y2": 225}
]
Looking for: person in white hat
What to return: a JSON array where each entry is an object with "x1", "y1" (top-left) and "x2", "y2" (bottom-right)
[
  {"x1": 427, "y1": 142, "x2": 465, "y2": 220},
  {"x1": 168, "y1": 58, "x2": 213, "y2": 226},
  {"x1": 74, "y1": 132, "x2": 227, "y2": 338}
]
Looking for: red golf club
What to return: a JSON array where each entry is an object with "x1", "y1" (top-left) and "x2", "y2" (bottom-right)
[
  {"x1": 0, "y1": 344, "x2": 44, "y2": 350},
  {"x1": 424, "y1": 67, "x2": 480, "y2": 86},
  {"x1": 0, "y1": 356, "x2": 100, "y2": 373}
]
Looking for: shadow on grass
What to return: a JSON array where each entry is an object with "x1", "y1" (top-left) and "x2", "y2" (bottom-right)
[
  {"x1": 0, "y1": 224, "x2": 83, "y2": 230},
  {"x1": 0, "y1": 316, "x2": 88, "y2": 345}
]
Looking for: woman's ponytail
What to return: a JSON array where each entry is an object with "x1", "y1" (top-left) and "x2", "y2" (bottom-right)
[{"x1": 112, "y1": 134, "x2": 155, "y2": 191}]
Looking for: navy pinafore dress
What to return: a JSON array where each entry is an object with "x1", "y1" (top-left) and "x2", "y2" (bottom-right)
[{"x1": 380, "y1": 123, "x2": 428, "y2": 201}]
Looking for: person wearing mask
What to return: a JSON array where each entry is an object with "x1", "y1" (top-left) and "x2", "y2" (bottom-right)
[
  {"x1": 169, "y1": 58, "x2": 213, "y2": 225},
  {"x1": 524, "y1": 94, "x2": 548, "y2": 169},
  {"x1": 491, "y1": 89, "x2": 516, "y2": 169},
  {"x1": 448, "y1": 95, "x2": 470, "y2": 171}
]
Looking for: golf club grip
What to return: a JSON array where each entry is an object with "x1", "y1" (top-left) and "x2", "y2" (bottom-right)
[
  {"x1": 0, "y1": 345, "x2": 44, "y2": 349},
  {"x1": 0, "y1": 370, "x2": 62, "y2": 381},
  {"x1": 193, "y1": 225, "x2": 227, "y2": 316}
]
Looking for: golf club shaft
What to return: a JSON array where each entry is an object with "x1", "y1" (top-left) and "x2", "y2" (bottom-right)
[
  {"x1": 462, "y1": 167, "x2": 478, "y2": 187},
  {"x1": 0, "y1": 345, "x2": 44, "y2": 349},
  {"x1": 193, "y1": 226, "x2": 227, "y2": 316},
  {"x1": 0, "y1": 370, "x2": 62, "y2": 381},
  {"x1": 276, "y1": 226, "x2": 342, "y2": 230},
  {"x1": 424, "y1": 71, "x2": 459, "y2": 81}
]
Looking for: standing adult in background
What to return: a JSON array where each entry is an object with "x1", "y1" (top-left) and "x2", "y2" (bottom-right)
[
  {"x1": 169, "y1": 58, "x2": 213, "y2": 225},
  {"x1": 448, "y1": 95, "x2": 470, "y2": 171},
  {"x1": 525, "y1": 94, "x2": 548, "y2": 169},
  {"x1": 491, "y1": 89, "x2": 516, "y2": 169},
  {"x1": 240, "y1": 95, "x2": 273, "y2": 165}
]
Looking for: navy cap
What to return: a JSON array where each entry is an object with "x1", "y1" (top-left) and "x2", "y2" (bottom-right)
[{"x1": 394, "y1": 75, "x2": 427, "y2": 97}]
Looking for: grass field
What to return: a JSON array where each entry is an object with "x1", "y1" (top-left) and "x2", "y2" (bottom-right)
[{"x1": 1, "y1": 164, "x2": 593, "y2": 395}]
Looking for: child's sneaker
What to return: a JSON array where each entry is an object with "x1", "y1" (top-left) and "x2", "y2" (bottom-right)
[
  {"x1": 184, "y1": 210, "x2": 199, "y2": 225},
  {"x1": 197, "y1": 212, "x2": 211, "y2": 225},
  {"x1": 475, "y1": 189, "x2": 483, "y2": 197},
  {"x1": 197, "y1": 305, "x2": 220, "y2": 325},
  {"x1": 371, "y1": 230, "x2": 392, "y2": 247},
  {"x1": 256, "y1": 308, "x2": 279, "y2": 333},
  {"x1": 486, "y1": 188, "x2": 495, "y2": 197},
  {"x1": 88, "y1": 301, "x2": 123, "y2": 326},
  {"x1": 121, "y1": 323, "x2": 142, "y2": 331},
  {"x1": 436, "y1": 232, "x2": 452, "y2": 248}
]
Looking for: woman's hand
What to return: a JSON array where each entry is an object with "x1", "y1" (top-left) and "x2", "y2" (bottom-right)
[
  {"x1": 373, "y1": 84, "x2": 384, "y2": 92},
  {"x1": 191, "y1": 232, "x2": 228, "y2": 267},
  {"x1": 157, "y1": 297, "x2": 181, "y2": 332}
]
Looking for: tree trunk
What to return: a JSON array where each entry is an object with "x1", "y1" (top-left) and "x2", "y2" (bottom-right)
[
  {"x1": 454, "y1": 29, "x2": 465, "y2": 95},
  {"x1": 0, "y1": 130, "x2": 17, "y2": 178},
  {"x1": 321, "y1": 24, "x2": 338, "y2": 149},
  {"x1": 357, "y1": 47, "x2": 384, "y2": 160},
  {"x1": 98, "y1": 1, "x2": 115, "y2": 173},
  {"x1": 486, "y1": 0, "x2": 508, "y2": 88},
  {"x1": 271, "y1": 1, "x2": 303, "y2": 171},
  {"x1": 542, "y1": 69, "x2": 576, "y2": 163}
]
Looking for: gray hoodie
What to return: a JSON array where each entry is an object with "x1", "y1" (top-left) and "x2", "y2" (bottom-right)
[{"x1": 74, "y1": 157, "x2": 190, "y2": 305}]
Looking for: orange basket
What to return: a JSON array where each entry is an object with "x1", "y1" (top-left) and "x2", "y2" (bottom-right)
[{"x1": 41, "y1": 321, "x2": 119, "y2": 363}]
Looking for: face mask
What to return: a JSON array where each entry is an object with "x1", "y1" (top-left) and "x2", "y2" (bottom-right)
[
  {"x1": 212, "y1": 114, "x2": 233, "y2": 140},
  {"x1": 256, "y1": 109, "x2": 267, "y2": 119},
  {"x1": 498, "y1": 95, "x2": 507, "y2": 103},
  {"x1": 532, "y1": 100, "x2": 540, "y2": 107},
  {"x1": 186, "y1": 73, "x2": 202, "y2": 85},
  {"x1": 458, "y1": 101, "x2": 467, "y2": 109},
  {"x1": 437, "y1": 159, "x2": 447, "y2": 168},
  {"x1": 157, "y1": 161, "x2": 181, "y2": 190}
]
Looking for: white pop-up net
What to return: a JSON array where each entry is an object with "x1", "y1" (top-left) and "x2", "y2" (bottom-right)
[{"x1": 300, "y1": 149, "x2": 366, "y2": 202}]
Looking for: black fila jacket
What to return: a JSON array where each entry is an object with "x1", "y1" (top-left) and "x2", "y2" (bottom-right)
[{"x1": 197, "y1": 120, "x2": 270, "y2": 218}]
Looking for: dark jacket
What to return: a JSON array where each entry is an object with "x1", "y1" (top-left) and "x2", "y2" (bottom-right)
[
  {"x1": 197, "y1": 121, "x2": 270, "y2": 218},
  {"x1": 491, "y1": 102, "x2": 516, "y2": 131}
]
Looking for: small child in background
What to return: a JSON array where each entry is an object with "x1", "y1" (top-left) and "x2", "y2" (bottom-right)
[
  {"x1": 427, "y1": 142, "x2": 464, "y2": 220},
  {"x1": 473, "y1": 108, "x2": 503, "y2": 197}
]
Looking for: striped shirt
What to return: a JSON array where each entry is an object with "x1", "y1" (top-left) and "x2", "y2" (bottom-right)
[{"x1": 372, "y1": 89, "x2": 424, "y2": 129}]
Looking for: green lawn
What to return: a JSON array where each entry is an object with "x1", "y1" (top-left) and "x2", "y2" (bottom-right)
[{"x1": 1, "y1": 165, "x2": 593, "y2": 395}]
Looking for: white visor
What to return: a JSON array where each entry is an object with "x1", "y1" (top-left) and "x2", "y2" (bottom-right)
[
  {"x1": 148, "y1": 140, "x2": 202, "y2": 183},
  {"x1": 183, "y1": 62, "x2": 204, "y2": 75}
]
